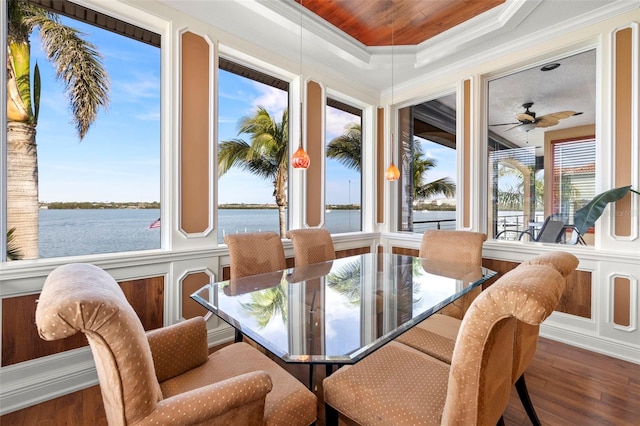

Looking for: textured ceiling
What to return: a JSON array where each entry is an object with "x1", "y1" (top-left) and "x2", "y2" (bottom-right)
[{"x1": 488, "y1": 49, "x2": 596, "y2": 149}]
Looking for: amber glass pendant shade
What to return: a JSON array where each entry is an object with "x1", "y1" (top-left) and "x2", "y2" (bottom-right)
[
  {"x1": 385, "y1": 162, "x2": 400, "y2": 181},
  {"x1": 292, "y1": 144, "x2": 310, "y2": 169}
]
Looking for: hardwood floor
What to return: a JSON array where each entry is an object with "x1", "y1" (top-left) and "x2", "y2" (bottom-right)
[{"x1": 2, "y1": 337, "x2": 639, "y2": 425}]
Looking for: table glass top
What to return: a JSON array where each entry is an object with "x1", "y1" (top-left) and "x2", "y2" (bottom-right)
[{"x1": 191, "y1": 252, "x2": 496, "y2": 364}]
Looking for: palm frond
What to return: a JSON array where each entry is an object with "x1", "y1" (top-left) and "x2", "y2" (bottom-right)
[
  {"x1": 327, "y1": 123, "x2": 362, "y2": 171},
  {"x1": 7, "y1": 227, "x2": 23, "y2": 261},
  {"x1": 326, "y1": 261, "x2": 362, "y2": 305},
  {"x1": 26, "y1": 13, "x2": 110, "y2": 139},
  {"x1": 239, "y1": 284, "x2": 288, "y2": 328},
  {"x1": 217, "y1": 139, "x2": 251, "y2": 176},
  {"x1": 415, "y1": 177, "x2": 456, "y2": 199}
]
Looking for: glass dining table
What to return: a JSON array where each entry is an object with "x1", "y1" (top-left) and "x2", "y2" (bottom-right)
[{"x1": 191, "y1": 252, "x2": 496, "y2": 386}]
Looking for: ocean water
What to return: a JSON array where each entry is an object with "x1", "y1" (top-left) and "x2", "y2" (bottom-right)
[
  {"x1": 38, "y1": 208, "x2": 457, "y2": 258},
  {"x1": 39, "y1": 209, "x2": 161, "y2": 258}
]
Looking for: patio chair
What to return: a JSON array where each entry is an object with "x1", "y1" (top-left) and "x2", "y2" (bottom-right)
[
  {"x1": 496, "y1": 215, "x2": 566, "y2": 243},
  {"x1": 35, "y1": 263, "x2": 317, "y2": 426}
]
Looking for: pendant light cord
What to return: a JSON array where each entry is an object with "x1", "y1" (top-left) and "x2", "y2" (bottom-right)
[
  {"x1": 299, "y1": 0, "x2": 303, "y2": 149},
  {"x1": 391, "y1": 16, "x2": 394, "y2": 157}
]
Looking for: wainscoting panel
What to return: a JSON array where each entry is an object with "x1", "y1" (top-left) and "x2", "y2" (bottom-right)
[{"x1": 1, "y1": 276, "x2": 164, "y2": 366}]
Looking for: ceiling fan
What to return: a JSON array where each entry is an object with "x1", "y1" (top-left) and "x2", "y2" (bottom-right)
[{"x1": 490, "y1": 102, "x2": 583, "y2": 131}]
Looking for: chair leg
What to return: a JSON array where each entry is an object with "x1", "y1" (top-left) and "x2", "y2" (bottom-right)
[
  {"x1": 325, "y1": 402, "x2": 339, "y2": 426},
  {"x1": 515, "y1": 374, "x2": 541, "y2": 426}
]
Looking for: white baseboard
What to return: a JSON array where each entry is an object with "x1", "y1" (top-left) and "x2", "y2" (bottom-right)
[
  {"x1": 2, "y1": 323, "x2": 636, "y2": 416},
  {"x1": 0, "y1": 347, "x2": 97, "y2": 416},
  {"x1": 540, "y1": 323, "x2": 640, "y2": 365},
  {"x1": 0, "y1": 326, "x2": 234, "y2": 416}
]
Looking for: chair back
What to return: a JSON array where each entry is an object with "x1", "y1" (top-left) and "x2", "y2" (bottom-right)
[
  {"x1": 419, "y1": 229, "x2": 486, "y2": 264},
  {"x1": 511, "y1": 251, "x2": 578, "y2": 380},
  {"x1": 35, "y1": 263, "x2": 163, "y2": 425},
  {"x1": 534, "y1": 216, "x2": 566, "y2": 243},
  {"x1": 287, "y1": 228, "x2": 336, "y2": 266},
  {"x1": 224, "y1": 232, "x2": 286, "y2": 279},
  {"x1": 420, "y1": 230, "x2": 487, "y2": 318},
  {"x1": 442, "y1": 263, "x2": 566, "y2": 425}
]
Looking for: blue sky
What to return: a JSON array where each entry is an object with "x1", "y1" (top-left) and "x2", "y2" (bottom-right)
[
  {"x1": 217, "y1": 70, "x2": 362, "y2": 205},
  {"x1": 34, "y1": 18, "x2": 160, "y2": 203},
  {"x1": 34, "y1": 15, "x2": 454, "y2": 205}
]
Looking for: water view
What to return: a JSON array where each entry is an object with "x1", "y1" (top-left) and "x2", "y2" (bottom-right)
[{"x1": 38, "y1": 208, "x2": 460, "y2": 258}]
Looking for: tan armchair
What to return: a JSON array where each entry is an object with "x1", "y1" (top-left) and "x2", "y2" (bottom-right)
[
  {"x1": 395, "y1": 251, "x2": 579, "y2": 426},
  {"x1": 323, "y1": 262, "x2": 567, "y2": 425},
  {"x1": 287, "y1": 228, "x2": 336, "y2": 267},
  {"x1": 35, "y1": 263, "x2": 316, "y2": 426}
]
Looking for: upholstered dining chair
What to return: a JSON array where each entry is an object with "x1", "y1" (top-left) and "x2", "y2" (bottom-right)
[
  {"x1": 323, "y1": 262, "x2": 567, "y2": 426},
  {"x1": 35, "y1": 263, "x2": 317, "y2": 426},
  {"x1": 224, "y1": 231, "x2": 287, "y2": 343},
  {"x1": 418, "y1": 229, "x2": 487, "y2": 319},
  {"x1": 224, "y1": 231, "x2": 287, "y2": 279},
  {"x1": 287, "y1": 228, "x2": 336, "y2": 267},
  {"x1": 395, "y1": 251, "x2": 578, "y2": 426}
]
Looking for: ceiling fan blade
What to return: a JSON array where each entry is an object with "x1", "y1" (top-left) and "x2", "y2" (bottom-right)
[
  {"x1": 515, "y1": 113, "x2": 535, "y2": 122},
  {"x1": 489, "y1": 122, "x2": 520, "y2": 126},
  {"x1": 536, "y1": 116, "x2": 560, "y2": 128},
  {"x1": 536, "y1": 111, "x2": 579, "y2": 128},
  {"x1": 505, "y1": 124, "x2": 524, "y2": 131}
]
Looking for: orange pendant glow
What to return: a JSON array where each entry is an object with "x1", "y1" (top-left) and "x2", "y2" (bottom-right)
[
  {"x1": 385, "y1": 162, "x2": 400, "y2": 181},
  {"x1": 292, "y1": 145, "x2": 310, "y2": 169}
]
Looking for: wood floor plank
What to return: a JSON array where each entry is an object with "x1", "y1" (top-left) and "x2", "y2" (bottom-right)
[{"x1": 2, "y1": 337, "x2": 639, "y2": 426}]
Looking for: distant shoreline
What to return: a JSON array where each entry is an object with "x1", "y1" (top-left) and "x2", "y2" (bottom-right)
[
  {"x1": 38, "y1": 202, "x2": 363, "y2": 210},
  {"x1": 39, "y1": 202, "x2": 454, "y2": 211},
  {"x1": 40, "y1": 202, "x2": 160, "y2": 209}
]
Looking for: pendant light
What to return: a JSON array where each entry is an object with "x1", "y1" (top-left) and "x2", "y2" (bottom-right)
[
  {"x1": 385, "y1": 14, "x2": 399, "y2": 181},
  {"x1": 291, "y1": 0, "x2": 310, "y2": 170}
]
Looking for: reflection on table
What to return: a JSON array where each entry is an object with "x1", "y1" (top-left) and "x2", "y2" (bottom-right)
[{"x1": 191, "y1": 252, "x2": 496, "y2": 365}]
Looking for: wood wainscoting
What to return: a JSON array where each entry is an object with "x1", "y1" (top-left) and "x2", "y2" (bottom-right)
[
  {"x1": 1, "y1": 276, "x2": 164, "y2": 367},
  {"x1": 391, "y1": 246, "x2": 592, "y2": 319},
  {"x1": 482, "y1": 257, "x2": 592, "y2": 319}
]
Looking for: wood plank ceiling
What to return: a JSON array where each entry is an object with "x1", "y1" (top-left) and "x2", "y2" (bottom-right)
[{"x1": 296, "y1": 0, "x2": 505, "y2": 46}]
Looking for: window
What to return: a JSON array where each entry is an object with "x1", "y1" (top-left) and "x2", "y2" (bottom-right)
[
  {"x1": 396, "y1": 93, "x2": 457, "y2": 233},
  {"x1": 487, "y1": 49, "x2": 596, "y2": 244},
  {"x1": 551, "y1": 138, "x2": 596, "y2": 224},
  {"x1": 4, "y1": 0, "x2": 160, "y2": 261},
  {"x1": 217, "y1": 59, "x2": 289, "y2": 242},
  {"x1": 325, "y1": 98, "x2": 362, "y2": 233}
]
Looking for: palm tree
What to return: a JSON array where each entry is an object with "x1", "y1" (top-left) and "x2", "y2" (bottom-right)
[
  {"x1": 327, "y1": 123, "x2": 455, "y2": 199},
  {"x1": 326, "y1": 122, "x2": 361, "y2": 171},
  {"x1": 7, "y1": 0, "x2": 110, "y2": 259},
  {"x1": 218, "y1": 106, "x2": 289, "y2": 237},
  {"x1": 411, "y1": 146, "x2": 456, "y2": 200}
]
